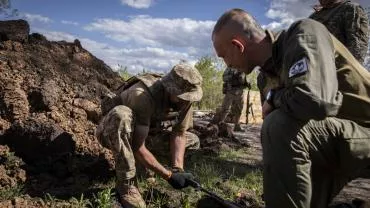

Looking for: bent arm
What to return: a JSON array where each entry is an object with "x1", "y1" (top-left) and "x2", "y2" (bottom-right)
[
  {"x1": 132, "y1": 124, "x2": 171, "y2": 179},
  {"x1": 272, "y1": 20, "x2": 342, "y2": 121}
]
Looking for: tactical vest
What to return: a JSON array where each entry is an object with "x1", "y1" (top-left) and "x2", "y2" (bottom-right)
[
  {"x1": 222, "y1": 68, "x2": 249, "y2": 94},
  {"x1": 101, "y1": 73, "x2": 188, "y2": 130},
  {"x1": 101, "y1": 73, "x2": 162, "y2": 116}
]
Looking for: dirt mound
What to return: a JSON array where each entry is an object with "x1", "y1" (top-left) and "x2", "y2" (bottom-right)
[{"x1": 0, "y1": 19, "x2": 122, "y2": 198}]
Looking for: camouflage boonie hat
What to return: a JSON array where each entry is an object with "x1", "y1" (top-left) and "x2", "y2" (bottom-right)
[{"x1": 161, "y1": 63, "x2": 203, "y2": 102}]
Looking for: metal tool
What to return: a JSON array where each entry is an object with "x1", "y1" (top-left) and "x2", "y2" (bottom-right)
[{"x1": 186, "y1": 178, "x2": 244, "y2": 208}]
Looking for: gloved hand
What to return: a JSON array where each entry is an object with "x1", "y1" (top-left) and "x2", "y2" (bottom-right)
[{"x1": 167, "y1": 172, "x2": 194, "y2": 189}]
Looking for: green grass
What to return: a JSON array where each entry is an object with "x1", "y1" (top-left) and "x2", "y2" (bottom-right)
[
  {"x1": 132, "y1": 146, "x2": 263, "y2": 207},
  {"x1": 183, "y1": 147, "x2": 263, "y2": 207},
  {"x1": 92, "y1": 188, "x2": 115, "y2": 208},
  {"x1": 0, "y1": 184, "x2": 24, "y2": 201},
  {"x1": 43, "y1": 193, "x2": 59, "y2": 208},
  {"x1": 0, "y1": 145, "x2": 263, "y2": 207},
  {"x1": 69, "y1": 194, "x2": 92, "y2": 208},
  {"x1": 39, "y1": 188, "x2": 116, "y2": 208},
  {"x1": 218, "y1": 148, "x2": 249, "y2": 162}
]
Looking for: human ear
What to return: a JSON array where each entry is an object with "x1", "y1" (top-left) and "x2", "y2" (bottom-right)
[{"x1": 231, "y1": 39, "x2": 245, "y2": 53}]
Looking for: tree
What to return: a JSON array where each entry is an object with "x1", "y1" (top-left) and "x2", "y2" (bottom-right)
[{"x1": 195, "y1": 56, "x2": 224, "y2": 110}]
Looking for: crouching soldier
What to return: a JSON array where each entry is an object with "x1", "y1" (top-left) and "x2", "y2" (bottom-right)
[{"x1": 96, "y1": 63, "x2": 203, "y2": 207}]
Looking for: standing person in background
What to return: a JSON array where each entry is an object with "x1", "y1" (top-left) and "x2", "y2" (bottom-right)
[
  {"x1": 310, "y1": 0, "x2": 369, "y2": 64},
  {"x1": 212, "y1": 67, "x2": 250, "y2": 132}
]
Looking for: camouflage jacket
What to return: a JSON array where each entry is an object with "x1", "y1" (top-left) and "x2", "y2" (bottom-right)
[
  {"x1": 309, "y1": 0, "x2": 369, "y2": 64},
  {"x1": 222, "y1": 68, "x2": 249, "y2": 94},
  {"x1": 100, "y1": 73, "x2": 193, "y2": 133}
]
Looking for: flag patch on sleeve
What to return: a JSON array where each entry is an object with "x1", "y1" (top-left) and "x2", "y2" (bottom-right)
[{"x1": 289, "y1": 57, "x2": 308, "y2": 78}]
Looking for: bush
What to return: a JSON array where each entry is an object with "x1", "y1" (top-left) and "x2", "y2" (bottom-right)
[
  {"x1": 117, "y1": 65, "x2": 133, "y2": 81},
  {"x1": 195, "y1": 56, "x2": 224, "y2": 110}
]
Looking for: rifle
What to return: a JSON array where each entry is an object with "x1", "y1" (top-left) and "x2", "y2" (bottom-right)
[{"x1": 186, "y1": 178, "x2": 245, "y2": 208}]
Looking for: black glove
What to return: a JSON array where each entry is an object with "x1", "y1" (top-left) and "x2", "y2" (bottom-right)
[{"x1": 168, "y1": 172, "x2": 194, "y2": 189}]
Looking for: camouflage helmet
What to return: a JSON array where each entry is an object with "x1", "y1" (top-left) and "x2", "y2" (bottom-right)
[{"x1": 161, "y1": 63, "x2": 203, "y2": 102}]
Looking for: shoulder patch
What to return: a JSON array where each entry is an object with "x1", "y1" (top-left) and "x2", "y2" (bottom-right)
[{"x1": 289, "y1": 57, "x2": 309, "y2": 78}]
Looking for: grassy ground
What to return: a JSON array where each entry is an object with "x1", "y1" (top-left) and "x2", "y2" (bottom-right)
[{"x1": 0, "y1": 145, "x2": 263, "y2": 208}]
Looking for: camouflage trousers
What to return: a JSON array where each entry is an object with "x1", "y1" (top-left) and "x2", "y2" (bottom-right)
[
  {"x1": 96, "y1": 105, "x2": 200, "y2": 180},
  {"x1": 214, "y1": 89, "x2": 245, "y2": 124},
  {"x1": 262, "y1": 109, "x2": 370, "y2": 208}
]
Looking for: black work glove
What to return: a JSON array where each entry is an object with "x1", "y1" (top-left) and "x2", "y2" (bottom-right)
[{"x1": 167, "y1": 172, "x2": 194, "y2": 189}]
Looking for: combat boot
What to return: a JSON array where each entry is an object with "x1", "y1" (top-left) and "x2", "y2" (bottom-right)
[{"x1": 116, "y1": 178, "x2": 146, "y2": 208}]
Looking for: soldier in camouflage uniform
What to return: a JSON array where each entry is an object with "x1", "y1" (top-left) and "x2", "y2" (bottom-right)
[
  {"x1": 96, "y1": 64, "x2": 203, "y2": 207},
  {"x1": 213, "y1": 8, "x2": 370, "y2": 208},
  {"x1": 310, "y1": 0, "x2": 369, "y2": 64},
  {"x1": 213, "y1": 67, "x2": 249, "y2": 131}
]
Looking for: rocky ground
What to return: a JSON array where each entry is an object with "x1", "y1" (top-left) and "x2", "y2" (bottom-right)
[{"x1": 0, "y1": 19, "x2": 369, "y2": 208}]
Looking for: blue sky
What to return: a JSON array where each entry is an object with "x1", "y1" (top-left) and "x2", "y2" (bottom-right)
[{"x1": 4, "y1": 0, "x2": 370, "y2": 73}]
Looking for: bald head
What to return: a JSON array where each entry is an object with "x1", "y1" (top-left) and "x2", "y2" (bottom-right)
[
  {"x1": 212, "y1": 8, "x2": 264, "y2": 40},
  {"x1": 212, "y1": 8, "x2": 271, "y2": 74}
]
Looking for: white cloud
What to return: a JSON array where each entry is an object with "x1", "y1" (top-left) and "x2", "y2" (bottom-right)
[
  {"x1": 263, "y1": 21, "x2": 284, "y2": 31},
  {"x1": 120, "y1": 0, "x2": 153, "y2": 9},
  {"x1": 84, "y1": 15, "x2": 215, "y2": 54},
  {"x1": 263, "y1": 0, "x2": 316, "y2": 30},
  {"x1": 80, "y1": 15, "x2": 218, "y2": 72},
  {"x1": 34, "y1": 29, "x2": 76, "y2": 42},
  {"x1": 61, "y1": 20, "x2": 79, "y2": 26},
  {"x1": 31, "y1": 28, "x2": 198, "y2": 74},
  {"x1": 264, "y1": 0, "x2": 370, "y2": 31},
  {"x1": 21, "y1": 13, "x2": 52, "y2": 23},
  {"x1": 264, "y1": 0, "x2": 370, "y2": 70},
  {"x1": 118, "y1": 47, "x2": 193, "y2": 72}
]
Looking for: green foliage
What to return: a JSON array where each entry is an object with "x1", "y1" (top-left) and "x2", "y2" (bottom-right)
[
  {"x1": 195, "y1": 56, "x2": 224, "y2": 110},
  {"x1": 247, "y1": 70, "x2": 259, "y2": 91},
  {"x1": 194, "y1": 56, "x2": 259, "y2": 110},
  {"x1": 147, "y1": 189, "x2": 169, "y2": 208},
  {"x1": 117, "y1": 65, "x2": 133, "y2": 81},
  {"x1": 69, "y1": 194, "x2": 92, "y2": 208},
  {"x1": 180, "y1": 194, "x2": 191, "y2": 208},
  {"x1": 0, "y1": 184, "x2": 24, "y2": 201},
  {"x1": 44, "y1": 193, "x2": 58, "y2": 207},
  {"x1": 93, "y1": 188, "x2": 115, "y2": 208},
  {"x1": 180, "y1": 147, "x2": 264, "y2": 207}
]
